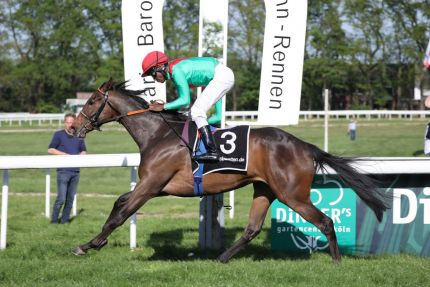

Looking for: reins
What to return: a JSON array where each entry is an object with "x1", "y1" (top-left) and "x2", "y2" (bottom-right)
[
  {"x1": 96, "y1": 105, "x2": 151, "y2": 126},
  {"x1": 158, "y1": 112, "x2": 194, "y2": 152},
  {"x1": 79, "y1": 88, "x2": 151, "y2": 130},
  {"x1": 79, "y1": 88, "x2": 193, "y2": 152}
]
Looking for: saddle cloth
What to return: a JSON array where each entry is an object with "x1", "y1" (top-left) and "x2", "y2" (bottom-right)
[
  {"x1": 182, "y1": 120, "x2": 250, "y2": 174},
  {"x1": 180, "y1": 120, "x2": 250, "y2": 196}
]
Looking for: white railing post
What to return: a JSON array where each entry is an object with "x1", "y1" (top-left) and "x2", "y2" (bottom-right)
[
  {"x1": 45, "y1": 169, "x2": 51, "y2": 218},
  {"x1": 129, "y1": 166, "x2": 137, "y2": 250},
  {"x1": 72, "y1": 194, "x2": 77, "y2": 217},
  {"x1": 324, "y1": 89, "x2": 329, "y2": 152},
  {"x1": 1, "y1": 170, "x2": 9, "y2": 250},
  {"x1": 229, "y1": 191, "x2": 234, "y2": 219}
]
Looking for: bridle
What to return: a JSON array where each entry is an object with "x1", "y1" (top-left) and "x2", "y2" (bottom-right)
[
  {"x1": 77, "y1": 87, "x2": 194, "y2": 152},
  {"x1": 79, "y1": 88, "x2": 109, "y2": 132},
  {"x1": 77, "y1": 88, "x2": 150, "y2": 135}
]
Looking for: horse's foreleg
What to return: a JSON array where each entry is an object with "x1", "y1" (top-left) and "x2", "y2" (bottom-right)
[
  {"x1": 103, "y1": 191, "x2": 133, "y2": 226},
  {"x1": 218, "y1": 183, "x2": 275, "y2": 263},
  {"x1": 73, "y1": 185, "x2": 157, "y2": 256},
  {"x1": 73, "y1": 191, "x2": 133, "y2": 254}
]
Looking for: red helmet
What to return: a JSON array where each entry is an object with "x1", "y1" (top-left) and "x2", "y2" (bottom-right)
[{"x1": 141, "y1": 51, "x2": 169, "y2": 77}]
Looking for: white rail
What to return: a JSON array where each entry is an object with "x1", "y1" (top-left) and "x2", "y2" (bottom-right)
[
  {"x1": 2, "y1": 154, "x2": 430, "y2": 250},
  {"x1": 0, "y1": 154, "x2": 140, "y2": 250},
  {"x1": 225, "y1": 110, "x2": 430, "y2": 125},
  {"x1": 0, "y1": 113, "x2": 64, "y2": 127},
  {"x1": 2, "y1": 110, "x2": 430, "y2": 127},
  {"x1": 0, "y1": 154, "x2": 140, "y2": 169}
]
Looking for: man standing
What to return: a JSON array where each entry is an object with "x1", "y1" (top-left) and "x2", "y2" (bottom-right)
[
  {"x1": 348, "y1": 120, "x2": 357, "y2": 141},
  {"x1": 48, "y1": 113, "x2": 86, "y2": 224}
]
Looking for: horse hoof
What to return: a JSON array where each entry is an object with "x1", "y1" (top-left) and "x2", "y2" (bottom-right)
[{"x1": 72, "y1": 246, "x2": 87, "y2": 256}]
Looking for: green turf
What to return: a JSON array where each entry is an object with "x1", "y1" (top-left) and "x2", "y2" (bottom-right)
[
  {"x1": 0, "y1": 195, "x2": 429, "y2": 287},
  {"x1": 0, "y1": 119, "x2": 429, "y2": 286}
]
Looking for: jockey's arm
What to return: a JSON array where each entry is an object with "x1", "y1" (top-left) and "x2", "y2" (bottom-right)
[{"x1": 164, "y1": 72, "x2": 191, "y2": 110}]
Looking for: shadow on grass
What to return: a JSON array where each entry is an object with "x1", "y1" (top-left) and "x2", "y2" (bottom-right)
[
  {"x1": 69, "y1": 208, "x2": 85, "y2": 223},
  {"x1": 131, "y1": 226, "x2": 388, "y2": 263},
  {"x1": 412, "y1": 149, "x2": 424, "y2": 156},
  {"x1": 140, "y1": 227, "x2": 312, "y2": 262}
]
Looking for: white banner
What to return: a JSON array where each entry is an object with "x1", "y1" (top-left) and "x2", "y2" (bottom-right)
[
  {"x1": 257, "y1": 0, "x2": 308, "y2": 125},
  {"x1": 198, "y1": 0, "x2": 229, "y2": 128},
  {"x1": 424, "y1": 39, "x2": 430, "y2": 69},
  {"x1": 121, "y1": 0, "x2": 166, "y2": 102}
]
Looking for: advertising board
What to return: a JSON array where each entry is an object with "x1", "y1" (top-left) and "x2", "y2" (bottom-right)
[{"x1": 271, "y1": 175, "x2": 430, "y2": 256}]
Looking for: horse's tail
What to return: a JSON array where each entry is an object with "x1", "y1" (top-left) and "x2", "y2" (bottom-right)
[{"x1": 308, "y1": 143, "x2": 390, "y2": 222}]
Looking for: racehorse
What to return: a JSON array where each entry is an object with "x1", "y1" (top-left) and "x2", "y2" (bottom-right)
[{"x1": 72, "y1": 78, "x2": 389, "y2": 262}]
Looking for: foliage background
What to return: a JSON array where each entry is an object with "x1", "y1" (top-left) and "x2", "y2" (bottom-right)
[{"x1": 0, "y1": 0, "x2": 430, "y2": 112}]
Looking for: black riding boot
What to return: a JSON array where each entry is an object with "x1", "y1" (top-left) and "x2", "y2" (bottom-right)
[{"x1": 193, "y1": 125, "x2": 220, "y2": 162}]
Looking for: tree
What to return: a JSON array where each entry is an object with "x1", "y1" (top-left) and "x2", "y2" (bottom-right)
[
  {"x1": 162, "y1": 0, "x2": 199, "y2": 102},
  {"x1": 384, "y1": 0, "x2": 430, "y2": 109},
  {"x1": 0, "y1": 0, "x2": 123, "y2": 112},
  {"x1": 227, "y1": 0, "x2": 265, "y2": 110},
  {"x1": 303, "y1": 0, "x2": 350, "y2": 109},
  {"x1": 1, "y1": 0, "x2": 430, "y2": 112}
]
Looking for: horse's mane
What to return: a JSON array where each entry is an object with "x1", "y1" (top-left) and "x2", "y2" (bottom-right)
[
  {"x1": 112, "y1": 81, "x2": 188, "y2": 122},
  {"x1": 113, "y1": 81, "x2": 149, "y2": 109}
]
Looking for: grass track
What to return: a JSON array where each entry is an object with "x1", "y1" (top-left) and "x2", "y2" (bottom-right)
[{"x1": 1, "y1": 119, "x2": 430, "y2": 286}]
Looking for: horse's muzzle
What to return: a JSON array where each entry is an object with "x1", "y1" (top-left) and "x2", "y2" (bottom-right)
[{"x1": 74, "y1": 126, "x2": 87, "y2": 138}]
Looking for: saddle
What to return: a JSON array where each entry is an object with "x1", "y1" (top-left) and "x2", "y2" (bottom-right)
[{"x1": 180, "y1": 120, "x2": 250, "y2": 196}]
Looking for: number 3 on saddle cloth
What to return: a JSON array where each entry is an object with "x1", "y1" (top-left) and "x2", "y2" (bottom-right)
[{"x1": 180, "y1": 120, "x2": 250, "y2": 196}]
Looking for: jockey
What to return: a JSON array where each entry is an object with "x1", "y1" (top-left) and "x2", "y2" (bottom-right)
[{"x1": 141, "y1": 51, "x2": 235, "y2": 162}]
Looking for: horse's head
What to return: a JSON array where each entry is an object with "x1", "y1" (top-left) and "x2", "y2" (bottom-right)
[{"x1": 73, "y1": 78, "x2": 118, "y2": 138}]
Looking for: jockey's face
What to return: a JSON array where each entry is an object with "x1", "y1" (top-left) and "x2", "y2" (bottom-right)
[{"x1": 153, "y1": 71, "x2": 166, "y2": 83}]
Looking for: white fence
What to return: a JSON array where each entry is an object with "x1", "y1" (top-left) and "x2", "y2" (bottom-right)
[
  {"x1": 0, "y1": 113, "x2": 64, "y2": 127},
  {"x1": 2, "y1": 110, "x2": 430, "y2": 127},
  {"x1": 2, "y1": 154, "x2": 430, "y2": 250},
  {"x1": 226, "y1": 110, "x2": 430, "y2": 122},
  {"x1": 0, "y1": 154, "x2": 140, "y2": 250}
]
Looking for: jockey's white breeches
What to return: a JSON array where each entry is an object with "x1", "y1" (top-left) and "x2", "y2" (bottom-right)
[{"x1": 191, "y1": 64, "x2": 234, "y2": 129}]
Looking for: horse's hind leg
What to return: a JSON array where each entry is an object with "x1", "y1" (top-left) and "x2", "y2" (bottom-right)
[
  {"x1": 290, "y1": 199, "x2": 341, "y2": 262},
  {"x1": 273, "y1": 176, "x2": 341, "y2": 262},
  {"x1": 218, "y1": 182, "x2": 275, "y2": 263}
]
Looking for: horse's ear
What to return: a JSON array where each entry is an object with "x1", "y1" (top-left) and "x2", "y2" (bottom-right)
[
  {"x1": 105, "y1": 77, "x2": 114, "y2": 91},
  {"x1": 97, "y1": 78, "x2": 115, "y2": 92}
]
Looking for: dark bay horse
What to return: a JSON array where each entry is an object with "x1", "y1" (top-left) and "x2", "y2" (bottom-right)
[{"x1": 72, "y1": 78, "x2": 389, "y2": 262}]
